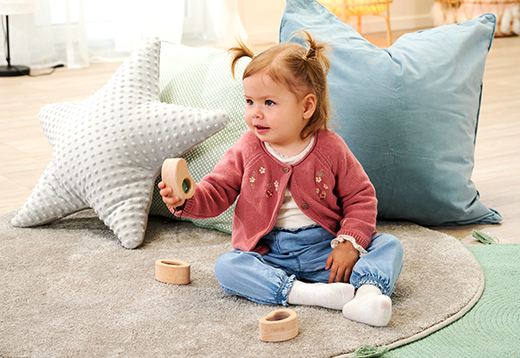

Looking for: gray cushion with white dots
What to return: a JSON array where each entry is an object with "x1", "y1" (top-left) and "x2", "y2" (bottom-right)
[
  {"x1": 149, "y1": 42, "x2": 251, "y2": 234},
  {"x1": 11, "y1": 37, "x2": 229, "y2": 249}
]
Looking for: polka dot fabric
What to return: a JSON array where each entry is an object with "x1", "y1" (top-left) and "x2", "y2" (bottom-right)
[
  {"x1": 11, "y1": 38, "x2": 229, "y2": 249},
  {"x1": 149, "y1": 42, "x2": 251, "y2": 234}
]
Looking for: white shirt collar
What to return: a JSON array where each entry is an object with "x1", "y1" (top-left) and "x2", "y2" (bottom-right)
[{"x1": 264, "y1": 135, "x2": 315, "y2": 165}]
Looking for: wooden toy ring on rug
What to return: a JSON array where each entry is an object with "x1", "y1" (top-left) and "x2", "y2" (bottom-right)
[
  {"x1": 161, "y1": 158, "x2": 196, "y2": 200},
  {"x1": 259, "y1": 309, "x2": 298, "y2": 342},
  {"x1": 155, "y1": 259, "x2": 191, "y2": 285}
]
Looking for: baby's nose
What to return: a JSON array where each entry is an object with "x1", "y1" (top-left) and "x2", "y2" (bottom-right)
[{"x1": 252, "y1": 106, "x2": 263, "y2": 118}]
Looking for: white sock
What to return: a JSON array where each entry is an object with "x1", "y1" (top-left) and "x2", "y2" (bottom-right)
[
  {"x1": 287, "y1": 280, "x2": 355, "y2": 310},
  {"x1": 342, "y1": 284, "x2": 392, "y2": 326}
]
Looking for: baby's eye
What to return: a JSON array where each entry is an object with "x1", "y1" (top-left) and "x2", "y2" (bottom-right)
[
  {"x1": 265, "y1": 100, "x2": 275, "y2": 106},
  {"x1": 246, "y1": 99, "x2": 254, "y2": 105}
]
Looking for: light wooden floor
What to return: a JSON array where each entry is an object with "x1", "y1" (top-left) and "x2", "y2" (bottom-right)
[{"x1": 1, "y1": 31, "x2": 518, "y2": 245}]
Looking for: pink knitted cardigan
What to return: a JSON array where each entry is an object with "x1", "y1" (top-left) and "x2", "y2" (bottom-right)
[{"x1": 171, "y1": 129, "x2": 377, "y2": 254}]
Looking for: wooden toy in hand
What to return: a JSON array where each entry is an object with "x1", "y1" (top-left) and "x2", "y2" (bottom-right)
[{"x1": 161, "y1": 158, "x2": 196, "y2": 200}]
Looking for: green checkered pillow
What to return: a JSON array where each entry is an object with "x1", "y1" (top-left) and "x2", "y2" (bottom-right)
[{"x1": 149, "y1": 42, "x2": 251, "y2": 233}]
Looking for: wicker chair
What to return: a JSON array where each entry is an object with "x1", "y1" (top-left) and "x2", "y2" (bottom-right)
[{"x1": 318, "y1": 0, "x2": 393, "y2": 45}]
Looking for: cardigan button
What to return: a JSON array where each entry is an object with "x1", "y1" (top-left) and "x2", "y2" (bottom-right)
[
  {"x1": 283, "y1": 167, "x2": 290, "y2": 173},
  {"x1": 301, "y1": 204, "x2": 309, "y2": 210}
]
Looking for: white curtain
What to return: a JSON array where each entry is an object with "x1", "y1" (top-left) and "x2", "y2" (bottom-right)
[
  {"x1": 1, "y1": 0, "x2": 247, "y2": 69},
  {"x1": 182, "y1": 0, "x2": 247, "y2": 47}
]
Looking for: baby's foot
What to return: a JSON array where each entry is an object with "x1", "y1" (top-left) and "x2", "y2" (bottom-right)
[
  {"x1": 342, "y1": 285, "x2": 392, "y2": 326},
  {"x1": 287, "y1": 280, "x2": 355, "y2": 310}
]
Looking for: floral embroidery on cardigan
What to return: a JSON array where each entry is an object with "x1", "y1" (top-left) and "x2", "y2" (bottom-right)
[
  {"x1": 315, "y1": 169, "x2": 328, "y2": 199},
  {"x1": 250, "y1": 171, "x2": 256, "y2": 188},
  {"x1": 266, "y1": 180, "x2": 279, "y2": 198},
  {"x1": 250, "y1": 167, "x2": 279, "y2": 198}
]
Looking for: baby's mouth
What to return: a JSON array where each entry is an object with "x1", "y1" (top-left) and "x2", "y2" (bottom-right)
[{"x1": 255, "y1": 125, "x2": 270, "y2": 133}]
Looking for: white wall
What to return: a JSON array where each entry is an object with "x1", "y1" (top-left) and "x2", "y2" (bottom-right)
[
  {"x1": 238, "y1": 0, "x2": 286, "y2": 42},
  {"x1": 238, "y1": 0, "x2": 435, "y2": 43}
]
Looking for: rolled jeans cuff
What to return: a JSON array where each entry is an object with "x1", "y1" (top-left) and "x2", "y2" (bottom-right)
[
  {"x1": 279, "y1": 274, "x2": 296, "y2": 306},
  {"x1": 356, "y1": 276, "x2": 390, "y2": 296}
]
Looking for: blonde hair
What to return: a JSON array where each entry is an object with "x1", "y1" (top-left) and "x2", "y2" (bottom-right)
[{"x1": 229, "y1": 30, "x2": 332, "y2": 140}]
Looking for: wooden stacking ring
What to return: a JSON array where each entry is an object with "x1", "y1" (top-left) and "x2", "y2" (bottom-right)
[
  {"x1": 259, "y1": 308, "x2": 298, "y2": 342},
  {"x1": 155, "y1": 259, "x2": 191, "y2": 285},
  {"x1": 161, "y1": 158, "x2": 196, "y2": 200}
]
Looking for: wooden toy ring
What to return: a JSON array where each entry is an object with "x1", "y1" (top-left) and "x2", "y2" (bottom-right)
[
  {"x1": 259, "y1": 309, "x2": 298, "y2": 342},
  {"x1": 155, "y1": 259, "x2": 191, "y2": 285},
  {"x1": 161, "y1": 158, "x2": 196, "y2": 200}
]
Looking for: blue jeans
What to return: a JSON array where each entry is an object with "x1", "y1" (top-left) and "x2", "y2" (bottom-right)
[{"x1": 214, "y1": 226, "x2": 403, "y2": 306}]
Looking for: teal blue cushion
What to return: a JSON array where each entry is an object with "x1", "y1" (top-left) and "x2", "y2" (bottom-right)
[{"x1": 280, "y1": 0, "x2": 501, "y2": 226}]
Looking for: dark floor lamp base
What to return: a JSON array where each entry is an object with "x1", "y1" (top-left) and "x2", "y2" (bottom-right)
[{"x1": 0, "y1": 65, "x2": 30, "y2": 77}]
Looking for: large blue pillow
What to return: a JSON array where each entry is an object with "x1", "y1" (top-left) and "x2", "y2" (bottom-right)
[{"x1": 280, "y1": 0, "x2": 501, "y2": 226}]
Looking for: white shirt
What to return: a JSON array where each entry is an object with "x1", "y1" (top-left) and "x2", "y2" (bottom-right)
[{"x1": 264, "y1": 137, "x2": 318, "y2": 229}]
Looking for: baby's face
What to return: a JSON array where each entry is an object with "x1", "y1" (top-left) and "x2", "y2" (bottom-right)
[{"x1": 243, "y1": 73, "x2": 313, "y2": 156}]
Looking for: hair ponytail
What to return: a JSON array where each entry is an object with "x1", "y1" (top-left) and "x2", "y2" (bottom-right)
[
  {"x1": 300, "y1": 30, "x2": 330, "y2": 76},
  {"x1": 228, "y1": 39, "x2": 255, "y2": 80},
  {"x1": 293, "y1": 30, "x2": 332, "y2": 138}
]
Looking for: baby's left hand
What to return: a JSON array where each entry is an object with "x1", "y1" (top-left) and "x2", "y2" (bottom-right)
[{"x1": 325, "y1": 241, "x2": 359, "y2": 283}]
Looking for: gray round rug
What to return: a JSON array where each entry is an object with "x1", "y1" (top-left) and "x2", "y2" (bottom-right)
[{"x1": 0, "y1": 210, "x2": 483, "y2": 357}]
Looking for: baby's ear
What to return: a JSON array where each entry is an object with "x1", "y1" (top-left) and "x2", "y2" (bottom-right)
[{"x1": 302, "y1": 94, "x2": 317, "y2": 120}]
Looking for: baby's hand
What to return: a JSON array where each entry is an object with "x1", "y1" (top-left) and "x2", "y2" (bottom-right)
[
  {"x1": 158, "y1": 181, "x2": 186, "y2": 208},
  {"x1": 325, "y1": 240, "x2": 359, "y2": 283}
]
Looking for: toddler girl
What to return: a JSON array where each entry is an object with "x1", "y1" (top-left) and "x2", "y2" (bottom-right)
[{"x1": 159, "y1": 31, "x2": 403, "y2": 326}]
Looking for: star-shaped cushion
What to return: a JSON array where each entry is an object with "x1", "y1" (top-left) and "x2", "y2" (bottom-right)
[{"x1": 11, "y1": 37, "x2": 229, "y2": 249}]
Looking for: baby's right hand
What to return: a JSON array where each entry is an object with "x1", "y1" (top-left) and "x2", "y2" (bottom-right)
[{"x1": 158, "y1": 181, "x2": 186, "y2": 208}]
